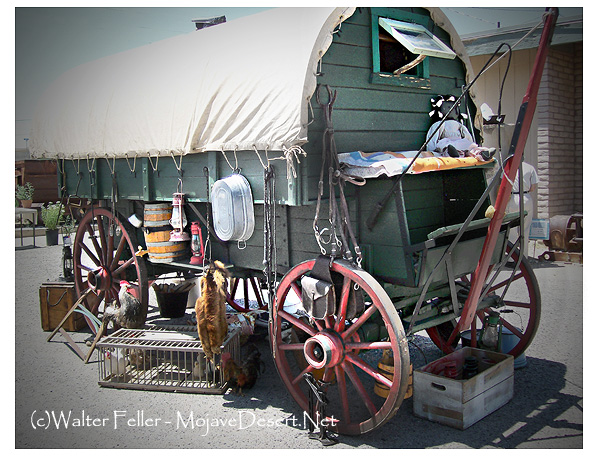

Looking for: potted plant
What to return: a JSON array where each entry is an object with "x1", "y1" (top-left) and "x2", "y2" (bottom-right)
[
  {"x1": 41, "y1": 202, "x2": 65, "y2": 246},
  {"x1": 15, "y1": 182, "x2": 35, "y2": 208}
]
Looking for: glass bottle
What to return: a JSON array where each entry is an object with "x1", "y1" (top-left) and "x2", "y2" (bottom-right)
[{"x1": 481, "y1": 312, "x2": 500, "y2": 351}]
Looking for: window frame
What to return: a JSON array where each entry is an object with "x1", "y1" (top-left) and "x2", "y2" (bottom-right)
[
  {"x1": 378, "y1": 17, "x2": 456, "y2": 60},
  {"x1": 370, "y1": 8, "x2": 452, "y2": 89}
]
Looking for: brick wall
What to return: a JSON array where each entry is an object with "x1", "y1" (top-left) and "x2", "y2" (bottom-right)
[{"x1": 536, "y1": 42, "x2": 583, "y2": 219}]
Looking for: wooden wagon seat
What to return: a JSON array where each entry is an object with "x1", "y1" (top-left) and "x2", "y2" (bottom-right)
[
  {"x1": 338, "y1": 150, "x2": 493, "y2": 179},
  {"x1": 427, "y1": 211, "x2": 521, "y2": 241}
]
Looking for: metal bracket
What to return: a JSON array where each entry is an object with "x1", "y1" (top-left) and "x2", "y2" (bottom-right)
[{"x1": 303, "y1": 373, "x2": 339, "y2": 446}]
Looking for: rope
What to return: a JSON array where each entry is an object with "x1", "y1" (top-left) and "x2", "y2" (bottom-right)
[
  {"x1": 253, "y1": 145, "x2": 268, "y2": 170},
  {"x1": 170, "y1": 151, "x2": 184, "y2": 175},
  {"x1": 220, "y1": 147, "x2": 235, "y2": 171},
  {"x1": 125, "y1": 153, "x2": 137, "y2": 174},
  {"x1": 147, "y1": 152, "x2": 159, "y2": 172},
  {"x1": 283, "y1": 146, "x2": 307, "y2": 179}
]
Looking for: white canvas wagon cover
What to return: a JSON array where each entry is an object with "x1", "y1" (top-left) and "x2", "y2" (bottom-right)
[{"x1": 29, "y1": 7, "x2": 475, "y2": 159}]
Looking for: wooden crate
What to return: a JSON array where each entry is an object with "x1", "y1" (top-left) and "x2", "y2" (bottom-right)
[
  {"x1": 413, "y1": 347, "x2": 514, "y2": 429},
  {"x1": 39, "y1": 282, "x2": 86, "y2": 332}
]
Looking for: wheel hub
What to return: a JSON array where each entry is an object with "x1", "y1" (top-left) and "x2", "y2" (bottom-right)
[
  {"x1": 87, "y1": 267, "x2": 111, "y2": 292},
  {"x1": 304, "y1": 330, "x2": 345, "y2": 369}
]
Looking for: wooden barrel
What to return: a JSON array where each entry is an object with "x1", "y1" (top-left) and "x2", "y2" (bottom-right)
[
  {"x1": 143, "y1": 203, "x2": 187, "y2": 263},
  {"x1": 374, "y1": 361, "x2": 413, "y2": 399},
  {"x1": 143, "y1": 203, "x2": 173, "y2": 227}
]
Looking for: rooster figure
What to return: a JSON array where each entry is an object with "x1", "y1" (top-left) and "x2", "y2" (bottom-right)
[
  {"x1": 195, "y1": 261, "x2": 230, "y2": 361},
  {"x1": 105, "y1": 280, "x2": 146, "y2": 329},
  {"x1": 85, "y1": 281, "x2": 145, "y2": 364},
  {"x1": 222, "y1": 344, "x2": 265, "y2": 394}
]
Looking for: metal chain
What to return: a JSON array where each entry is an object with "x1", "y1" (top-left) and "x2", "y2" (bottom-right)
[
  {"x1": 203, "y1": 167, "x2": 212, "y2": 267},
  {"x1": 263, "y1": 165, "x2": 277, "y2": 359}
]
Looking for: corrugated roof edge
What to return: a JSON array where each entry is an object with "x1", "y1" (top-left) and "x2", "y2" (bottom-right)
[{"x1": 462, "y1": 15, "x2": 582, "y2": 56}]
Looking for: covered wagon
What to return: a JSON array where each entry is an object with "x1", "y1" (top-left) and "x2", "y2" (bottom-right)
[{"x1": 30, "y1": 7, "x2": 557, "y2": 435}]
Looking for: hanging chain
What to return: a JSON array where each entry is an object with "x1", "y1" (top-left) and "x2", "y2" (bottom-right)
[
  {"x1": 105, "y1": 155, "x2": 118, "y2": 236},
  {"x1": 202, "y1": 167, "x2": 212, "y2": 268},
  {"x1": 263, "y1": 164, "x2": 277, "y2": 359}
]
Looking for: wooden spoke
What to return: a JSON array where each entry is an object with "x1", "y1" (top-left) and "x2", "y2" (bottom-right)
[
  {"x1": 488, "y1": 272, "x2": 525, "y2": 293},
  {"x1": 334, "y1": 276, "x2": 352, "y2": 332},
  {"x1": 343, "y1": 361, "x2": 377, "y2": 416},
  {"x1": 112, "y1": 256, "x2": 136, "y2": 277},
  {"x1": 346, "y1": 353, "x2": 393, "y2": 388},
  {"x1": 341, "y1": 305, "x2": 378, "y2": 340},
  {"x1": 335, "y1": 365, "x2": 351, "y2": 424},
  {"x1": 78, "y1": 241, "x2": 101, "y2": 267},
  {"x1": 292, "y1": 365, "x2": 314, "y2": 386},
  {"x1": 84, "y1": 222, "x2": 104, "y2": 265},
  {"x1": 110, "y1": 235, "x2": 127, "y2": 271},
  {"x1": 278, "y1": 309, "x2": 316, "y2": 337},
  {"x1": 278, "y1": 343, "x2": 305, "y2": 351},
  {"x1": 345, "y1": 341, "x2": 393, "y2": 351}
]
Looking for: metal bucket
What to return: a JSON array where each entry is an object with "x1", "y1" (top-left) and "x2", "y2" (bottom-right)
[{"x1": 460, "y1": 328, "x2": 527, "y2": 368}]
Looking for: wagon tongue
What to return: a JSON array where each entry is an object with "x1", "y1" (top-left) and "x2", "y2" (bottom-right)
[{"x1": 455, "y1": 8, "x2": 558, "y2": 337}]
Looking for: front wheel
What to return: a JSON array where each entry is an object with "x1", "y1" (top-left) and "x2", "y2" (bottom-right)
[{"x1": 271, "y1": 259, "x2": 410, "y2": 435}]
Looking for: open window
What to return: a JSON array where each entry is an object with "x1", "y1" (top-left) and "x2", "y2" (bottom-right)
[
  {"x1": 371, "y1": 10, "x2": 456, "y2": 87},
  {"x1": 379, "y1": 18, "x2": 456, "y2": 62}
]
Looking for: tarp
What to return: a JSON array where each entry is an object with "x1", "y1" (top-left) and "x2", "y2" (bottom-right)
[{"x1": 30, "y1": 7, "x2": 478, "y2": 159}]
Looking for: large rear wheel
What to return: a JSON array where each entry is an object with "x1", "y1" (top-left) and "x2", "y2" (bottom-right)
[
  {"x1": 271, "y1": 259, "x2": 410, "y2": 435},
  {"x1": 426, "y1": 243, "x2": 540, "y2": 358}
]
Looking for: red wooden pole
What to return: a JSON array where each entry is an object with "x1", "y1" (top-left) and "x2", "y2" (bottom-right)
[{"x1": 452, "y1": 8, "x2": 559, "y2": 340}]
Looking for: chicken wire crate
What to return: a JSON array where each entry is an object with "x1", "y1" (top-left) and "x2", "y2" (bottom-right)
[{"x1": 96, "y1": 327, "x2": 241, "y2": 394}]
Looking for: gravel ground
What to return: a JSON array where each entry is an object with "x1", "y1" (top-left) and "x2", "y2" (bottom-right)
[{"x1": 14, "y1": 237, "x2": 583, "y2": 449}]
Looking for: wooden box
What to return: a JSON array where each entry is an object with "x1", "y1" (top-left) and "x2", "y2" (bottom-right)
[
  {"x1": 413, "y1": 347, "x2": 514, "y2": 429},
  {"x1": 39, "y1": 282, "x2": 86, "y2": 332}
]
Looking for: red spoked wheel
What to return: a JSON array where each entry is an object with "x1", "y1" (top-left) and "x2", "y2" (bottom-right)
[
  {"x1": 73, "y1": 207, "x2": 148, "y2": 332},
  {"x1": 426, "y1": 242, "x2": 541, "y2": 358},
  {"x1": 227, "y1": 277, "x2": 268, "y2": 312},
  {"x1": 271, "y1": 258, "x2": 410, "y2": 436}
]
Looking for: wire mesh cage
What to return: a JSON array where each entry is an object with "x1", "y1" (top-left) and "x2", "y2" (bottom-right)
[{"x1": 97, "y1": 326, "x2": 240, "y2": 394}]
